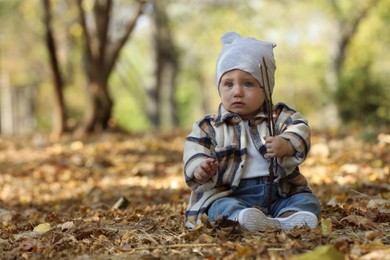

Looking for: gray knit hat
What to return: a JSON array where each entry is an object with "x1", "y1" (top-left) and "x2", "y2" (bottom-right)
[{"x1": 216, "y1": 32, "x2": 277, "y2": 98}]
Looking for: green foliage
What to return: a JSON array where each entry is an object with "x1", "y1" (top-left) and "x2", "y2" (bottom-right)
[
  {"x1": 0, "y1": 0, "x2": 21, "y2": 15},
  {"x1": 334, "y1": 0, "x2": 390, "y2": 128},
  {"x1": 1, "y1": 0, "x2": 389, "y2": 134},
  {"x1": 112, "y1": 95, "x2": 151, "y2": 132},
  {"x1": 336, "y1": 62, "x2": 389, "y2": 126}
]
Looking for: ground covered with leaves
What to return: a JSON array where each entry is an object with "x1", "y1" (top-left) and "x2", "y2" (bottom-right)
[{"x1": 0, "y1": 130, "x2": 389, "y2": 259}]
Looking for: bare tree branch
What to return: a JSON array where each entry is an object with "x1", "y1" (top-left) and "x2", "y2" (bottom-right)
[
  {"x1": 94, "y1": 0, "x2": 112, "y2": 67},
  {"x1": 77, "y1": 0, "x2": 94, "y2": 76},
  {"x1": 106, "y1": 0, "x2": 146, "y2": 76},
  {"x1": 42, "y1": 0, "x2": 67, "y2": 136}
]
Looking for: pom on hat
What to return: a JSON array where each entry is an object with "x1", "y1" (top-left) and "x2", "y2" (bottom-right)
[
  {"x1": 216, "y1": 32, "x2": 277, "y2": 98},
  {"x1": 220, "y1": 32, "x2": 241, "y2": 44}
]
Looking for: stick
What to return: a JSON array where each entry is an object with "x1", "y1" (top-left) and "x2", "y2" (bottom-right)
[
  {"x1": 117, "y1": 243, "x2": 218, "y2": 252},
  {"x1": 260, "y1": 57, "x2": 277, "y2": 215}
]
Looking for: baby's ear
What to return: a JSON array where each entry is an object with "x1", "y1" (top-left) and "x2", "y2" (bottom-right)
[{"x1": 221, "y1": 32, "x2": 241, "y2": 45}]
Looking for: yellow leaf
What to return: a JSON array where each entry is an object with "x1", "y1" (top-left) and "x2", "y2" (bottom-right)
[
  {"x1": 321, "y1": 218, "x2": 333, "y2": 236},
  {"x1": 291, "y1": 245, "x2": 344, "y2": 260},
  {"x1": 236, "y1": 245, "x2": 251, "y2": 257},
  {"x1": 33, "y1": 223, "x2": 52, "y2": 233}
]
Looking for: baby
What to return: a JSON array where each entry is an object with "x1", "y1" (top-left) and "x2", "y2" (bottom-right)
[{"x1": 183, "y1": 32, "x2": 320, "y2": 232}]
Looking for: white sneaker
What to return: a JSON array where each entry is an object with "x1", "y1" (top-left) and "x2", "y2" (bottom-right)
[
  {"x1": 275, "y1": 211, "x2": 318, "y2": 230},
  {"x1": 237, "y1": 208, "x2": 281, "y2": 232}
]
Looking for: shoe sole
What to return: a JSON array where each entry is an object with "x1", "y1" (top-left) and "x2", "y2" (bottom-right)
[
  {"x1": 238, "y1": 208, "x2": 281, "y2": 232},
  {"x1": 276, "y1": 211, "x2": 318, "y2": 230}
]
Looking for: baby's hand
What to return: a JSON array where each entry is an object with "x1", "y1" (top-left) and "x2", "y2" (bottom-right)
[
  {"x1": 193, "y1": 158, "x2": 219, "y2": 183},
  {"x1": 264, "y1": 136, "x2": 295, "y2": 158}
]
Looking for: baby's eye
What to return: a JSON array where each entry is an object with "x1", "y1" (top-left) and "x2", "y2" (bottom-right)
[
  {"x1": 244, "y1": 82, "x2": 253, "y2": 88},
  {"x1": 225, "y1": 82, "x2": 234, "y2": 88}
]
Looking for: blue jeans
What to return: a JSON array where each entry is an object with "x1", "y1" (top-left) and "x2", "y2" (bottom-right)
[{"x1": 207, "y1": 177, "x2": 321, "y2": 221}]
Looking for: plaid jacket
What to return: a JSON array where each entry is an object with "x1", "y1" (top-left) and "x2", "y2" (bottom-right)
[{"x1": 183, "y1": 103, "x2": 313, "y2": 229}]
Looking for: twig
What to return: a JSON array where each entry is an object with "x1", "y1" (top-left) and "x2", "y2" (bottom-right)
[
  {"x1": 350, "y1": 189, "x2": 372, "y2": 200},
  {"x1": 117, "y1": 243, "x2": 218, "y2": 252},
  {"x1": 260, "y1": 57, "x2": 278, "y2": 214}
]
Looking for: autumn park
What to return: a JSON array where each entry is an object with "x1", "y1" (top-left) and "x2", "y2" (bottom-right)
[{"x1": 0, "y1": 1, "x2": 389, "y2": 259}]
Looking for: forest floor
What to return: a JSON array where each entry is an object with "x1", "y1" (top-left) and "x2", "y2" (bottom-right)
[{"x1": 0, "y1": 129, "x2": 389, "y2": 259}]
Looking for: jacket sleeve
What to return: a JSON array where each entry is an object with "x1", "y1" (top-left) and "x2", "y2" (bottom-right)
[
  {"x1": 274, "y1": 103, "x2": 311, "y2": 172},
  {"x1": 183, "y1": 119, "x2": 218, "y2": 192}
]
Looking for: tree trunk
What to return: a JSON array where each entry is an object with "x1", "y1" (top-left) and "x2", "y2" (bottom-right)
[
  {"x1": 42, "y1": 0, "x2": 67, "y2": 137},
  {"x1": 0, "y1": 72, "x2": 13, "y2": 135},
  {"x1": 152, "y1": 0, "x2": 178, "y2": 131},
  {"x1": 79, "y1": 81, "x2": 113, "y2": 134},
  {"x1": 76, "y1": 0, "x2": 145, "y2": 136},
  {"x1": 324, "y1": 0, "x2": 379, "y2": 128}
]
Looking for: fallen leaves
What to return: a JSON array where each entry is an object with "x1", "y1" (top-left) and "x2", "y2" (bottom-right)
[
  {"x1": 340, "y1": 215, "x2": 376, "y2": 229},
  {"x1": 0, "y1": 130, "x2": 389, "y2": 259}
]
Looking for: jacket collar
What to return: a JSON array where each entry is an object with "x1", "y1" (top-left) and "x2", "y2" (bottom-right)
[{"x1": 214, "y1": 103, "x2": 269, "y2": 126}]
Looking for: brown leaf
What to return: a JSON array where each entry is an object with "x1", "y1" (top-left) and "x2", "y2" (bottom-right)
[
  {"x1": 365, "y1": 207, "x2": 390, "y2": 222},
  {"x1": 334, "y1": 237, "x2": 351, "y2": 253},
  {"x1": 1, "y1": 131, "x2": 389, "y2": 259},
  {"x1": 12, "y1": 238, "x2": 40, "y2": 253},
  {"x1": 46, "y1": 212, "x2": 63, "y2": 224},
  {"x1": 340, "y1": 215, "x2": 375, "y2": 228},
  {"x1": 196, "y1": 233, "x2": 215, "y2": 244},
  {"x1": 0, "y1": 209, "x2": 13, "y2": 224},
  {"x1": 58, "y1": 221, "x2": 75, "y2": 231},
  {"x1": 360, "y1": 249, "x2": 390, "y2": 260},
  {"x1": 365, "y1": 230, "x2": 383, "y2": 241}
]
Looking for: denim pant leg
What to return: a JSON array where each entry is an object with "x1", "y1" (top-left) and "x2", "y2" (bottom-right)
[
  {"x1": 207, "y1": 196, "x2": 247, "y2": 222},
  {"x1": 271, "y1": 192, "x2": 321, "y2": 218},
  {"x1": 207, "y1": 178, "x2": 269, "y2": 222}
]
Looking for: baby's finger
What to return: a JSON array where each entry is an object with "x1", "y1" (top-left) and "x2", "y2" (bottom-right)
[
  {"x1": 205, "y1": 158, "x2": 216, "y2": 165},
  {"x1": 211, "y1": 160, "x2": 219, "y2": 169},
  {"x1": 203, "y1": 163, "x2": 214, "y2": 175},
  {"x1": 195, "y1": 169, "x2": 209, "y2": 182}
]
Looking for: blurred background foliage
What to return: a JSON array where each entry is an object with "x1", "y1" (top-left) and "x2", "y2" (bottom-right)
[{"x1": 0, "y1": 0, "x2": 389, "y2": 136}]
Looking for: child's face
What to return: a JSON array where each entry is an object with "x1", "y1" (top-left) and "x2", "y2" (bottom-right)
[{"x1": 218, "y1": 69, "x2": 265, "y2": 120}]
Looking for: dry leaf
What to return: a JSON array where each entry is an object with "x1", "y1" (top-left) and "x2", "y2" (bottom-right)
[
  {"x1": 340, "y1": 215, "x2": 375, "y2": 228},
  {"x1": 236, "y1": 245, "x2": 252, "y2": 257},
  {"x1": 33, "y1": 223, "x2": 52, "y2": 233},
  {"x1": 321, "y1": 218, "x2": 333, "y2": 235},
  {"x1": 0, "y1": 209, "x2": 13, "y2": 224},
  {"x1": 58, "y1": 221, "x2": 74, "y2": 231},
  {"x1": 367, "y1": 199, "x2": 390, "y2": 209},
  {"x1": 196, "y1": 233, "x2": 215, "y2": 244},
  {"x1": 360, "y1": 249, "x2": 390, "y2": 260},
  {"x1": 365, "y1": 230, "x2": 383, "y2": 241},
  {"x1": 1, "y1": 131, "x2": 389, "y2": 259},
  {"x1": 291, "y1": 245, "x2": 344, "y2": 260}
]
